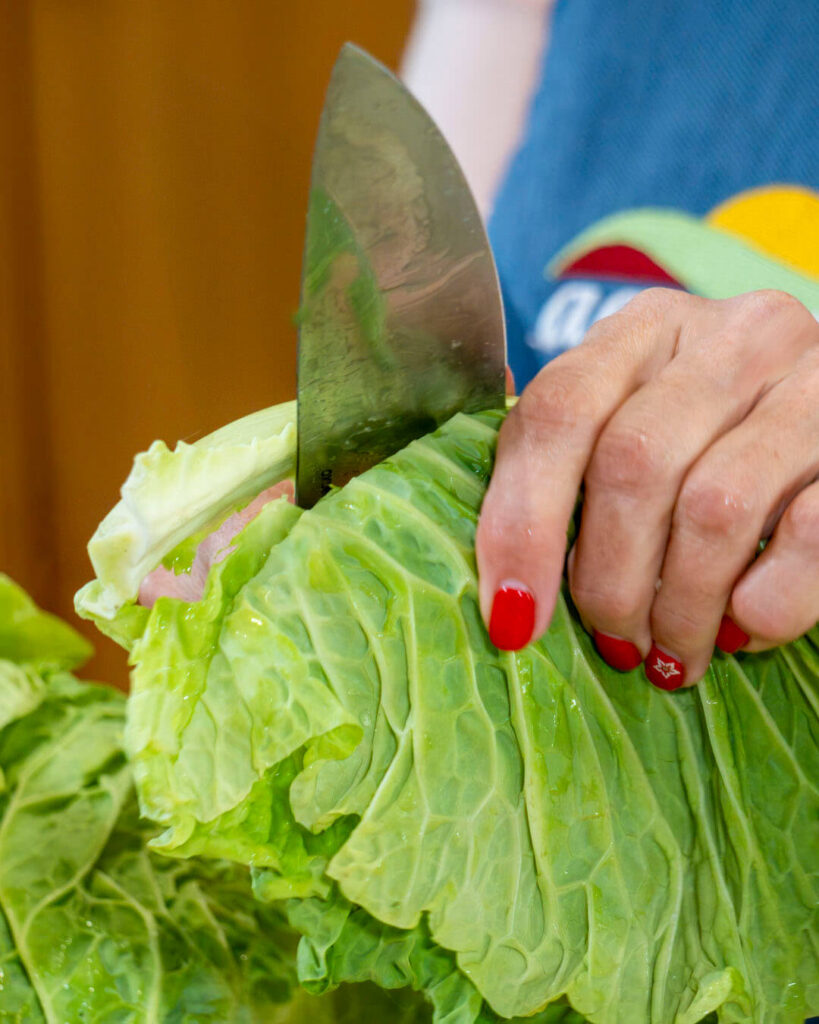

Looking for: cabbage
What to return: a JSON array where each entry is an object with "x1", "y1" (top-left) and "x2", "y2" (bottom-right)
[
  {"x1": 0, "y1": 573, "x2": 92, "y2": 734},
  {"x1": 76, "y1": 408, "x2": 818, "y2": 1024},
  {"x1": 0, "y1": 576, "x2": 442, "y2": 1023},
  {"x1": 0, "y1": 576, "x2": 306, "y2": 1022},
  {"x1": 77, "y1": 403, "x2": 296, "y2": 624}
]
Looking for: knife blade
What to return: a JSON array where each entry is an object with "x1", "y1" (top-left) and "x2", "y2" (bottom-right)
[{"x1": 296, "y1": 43, "x2": 506, "y2": 509}]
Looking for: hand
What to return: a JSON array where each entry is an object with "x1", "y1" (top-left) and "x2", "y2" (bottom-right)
[{"x1": 476, "y1": 288, "x2": 819, "y2": 689}]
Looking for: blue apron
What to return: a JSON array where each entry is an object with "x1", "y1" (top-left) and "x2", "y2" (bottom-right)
[{"x1": 490, "y1": 0, "x2": 819, "y2": 391}]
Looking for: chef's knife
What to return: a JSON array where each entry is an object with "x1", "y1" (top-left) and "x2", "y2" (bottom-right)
[{"x1": 296, "y1": 43, "x2": 506, "y2": 508}]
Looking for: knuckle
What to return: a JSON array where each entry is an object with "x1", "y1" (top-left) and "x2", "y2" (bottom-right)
[
  {"x1": 475, "y1": 505, "x2": 528, "y2": 568},
  {"x1": 587, "y1": 423, "x2": 670, "y2": 496},
  {"x1": 586, "y1": 287, "x2": 686, "y2": 342},
  {"x1": 675, "y1": 472, "x2": 755, "y2": 540},
  {"x1": 571, "y1": 577, "x2": 644, "y2": 626},
  {"x1": 786, "y1": 350, "x2": 819, "y2": 411},
  {"x1": 728, "y1": 288, "x2": 812, "y2": 327},
  {"x1": 651, "y1": 601, "x2": 707, "y2": 651},
  {"x1": 731, "y1": 588, "x2": 790, "y2": 646},
  {"x1": 619, "y1": 286, "x2": 683, "y2": 318},
  {"x1": 475, "y1": 501, "x2": 504, "y2": 545},
  {"x1": 778, "y1": 492, "x2": 819, "y2": 553},
  {"x1": 749, "y1": 288, "x2": 805, "y2": 317},
  {"x1": 477, "y1": 484, "x2": 527, "y2": 545},
  {"x1": 516, "y1": 362, "x2": 602, "y2": 437}
]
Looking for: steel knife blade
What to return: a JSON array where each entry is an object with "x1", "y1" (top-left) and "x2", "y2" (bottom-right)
[{"x1": 296, "y1": 43, "x2": 506, "y2": 508}]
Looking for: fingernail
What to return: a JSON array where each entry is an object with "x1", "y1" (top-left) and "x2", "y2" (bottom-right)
[
  {"x1": 489, "y1": 582, "x2": 535, "y2": 651},
  {"x1": 645, "y1": 644, "x2": 685, "y2": 691},
  {"x1": 593, "y1": 631, "x2": 643, "y2": 672},
  {"x1": 715, "y1": 615, "x2": 750, "y2": 654}
]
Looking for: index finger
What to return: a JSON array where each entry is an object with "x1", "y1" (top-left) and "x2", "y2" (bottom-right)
[{"x1": 476, "y1": 288, "x2": 686, "y2": 647}]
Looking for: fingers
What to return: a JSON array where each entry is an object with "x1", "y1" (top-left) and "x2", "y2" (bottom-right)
[
  {"x1": 480, "y1": 284, "x2": 819, "y2": 695},
  {"x1": 645, "y1": 324, "x2": 819, "y2": 683},
  {"x1": 476, "y1": 288, "x2": 685, "y2": 646},
  {"x1": 651, "y1": 346, "x2": 818, "y2": 688},
  {"x1": 569, "y1": 295, "x2": 805, "y2": 661},
  {"x1": 564, "y1": 291, "x2": 818, "y2": 684},
  {"x1": 729, "y1": 481, "x2": 819, "y2": 651}
]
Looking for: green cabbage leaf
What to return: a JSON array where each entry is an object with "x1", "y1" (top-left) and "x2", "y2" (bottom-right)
[
  {"x1": 76, "y1": 409, "x2": 818, "y2": 1024},
  {"x1": 0, "y1": 569, "x2": 91, "y2": 734},
  {"x1": 76, "y1": 402, "x2": 296, "y2": 629},
  {"x1": 2, "y1": 576, "x2": 429, "y2": 1023}
]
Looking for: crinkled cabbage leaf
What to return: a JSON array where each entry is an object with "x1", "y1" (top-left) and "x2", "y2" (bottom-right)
[
  {"x1": 77, "y1": 408, "x2": 818, "y2": 1024},
  {"x1": 76, "y1": 402, "x2": 296, "y2": 627},
  {"x1": 2, "y1": 576, "x2": 424, "y2": 1024}
]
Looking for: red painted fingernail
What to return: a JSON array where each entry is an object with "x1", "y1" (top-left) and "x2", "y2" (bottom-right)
[
  {"x1": 715, "y1": 615, "x2": 750, "y2": 654},
  {"x1": 489, "y1": 583, "x2": 535, "y2": 650},
  {"x1": 645, "y1": 644, "x2": 686, "y2": 691},
  {"x1": 593, "y1": 631, "x2": 643, "y2": 672}
]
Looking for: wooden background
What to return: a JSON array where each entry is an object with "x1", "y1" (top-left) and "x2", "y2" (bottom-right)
[{"x1": 1, "y1": 1, "x2": 416, "y2": 686}]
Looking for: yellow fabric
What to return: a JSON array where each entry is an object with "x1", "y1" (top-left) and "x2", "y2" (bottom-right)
[{"x1": 707, "y1": 185, "x2": 819, "y2": 279}]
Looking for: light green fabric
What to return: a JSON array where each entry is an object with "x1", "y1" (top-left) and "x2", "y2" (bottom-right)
[{"x1": 550, "y1": 208, "x2": 819, "y2": 312}]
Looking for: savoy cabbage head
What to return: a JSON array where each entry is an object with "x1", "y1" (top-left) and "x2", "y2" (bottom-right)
[{"x1": 76, "y1": 406, "x2": 819, "y2": 1024}]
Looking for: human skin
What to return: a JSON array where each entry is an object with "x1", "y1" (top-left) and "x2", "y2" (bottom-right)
[
  {"x1": 477, "y1": 287, "x2": 819, "y2": 688},
  {"x1": 401, "y1": 0, "x2": 551, "y2": 217}
]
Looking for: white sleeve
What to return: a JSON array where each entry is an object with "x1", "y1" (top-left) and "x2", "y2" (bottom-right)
[{"x1": 401, "y1": 0, "x2": 555, "y2": 219}]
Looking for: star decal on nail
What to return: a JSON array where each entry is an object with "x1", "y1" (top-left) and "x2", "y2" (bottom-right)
[{"x1": 652, "y1": 656, "x2": 680, "y2": 680}]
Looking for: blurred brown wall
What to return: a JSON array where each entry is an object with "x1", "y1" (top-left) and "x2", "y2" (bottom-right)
[{"x1": 0, "y1": 1, "x2": 415, "y2": 686}]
